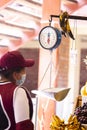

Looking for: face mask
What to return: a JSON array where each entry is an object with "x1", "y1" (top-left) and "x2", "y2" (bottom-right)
[{"x1": 16, "y1": 74, "x2": 26, "y2": 86}]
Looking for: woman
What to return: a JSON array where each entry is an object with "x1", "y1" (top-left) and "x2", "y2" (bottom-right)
[{"x1": 0, "y1": 50, "x2": 35, "y2": 130}]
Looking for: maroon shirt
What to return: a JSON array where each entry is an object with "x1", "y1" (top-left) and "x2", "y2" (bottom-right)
[{"x1": 0, "y1": 82, "x2": 34, "y2": 130}]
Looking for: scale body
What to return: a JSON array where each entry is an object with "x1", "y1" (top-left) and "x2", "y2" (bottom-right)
[{"x1": 39, "y1": 26, "x2": 62, "y2": 50}]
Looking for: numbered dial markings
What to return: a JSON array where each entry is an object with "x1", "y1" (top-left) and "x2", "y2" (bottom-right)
[{"x1": 39, "y1": 26, "x2": 58, "y2": 49}]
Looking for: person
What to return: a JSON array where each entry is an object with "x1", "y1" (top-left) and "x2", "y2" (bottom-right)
[{"x1": 0, "y1": 50, "x2": 35, "y2": 130}]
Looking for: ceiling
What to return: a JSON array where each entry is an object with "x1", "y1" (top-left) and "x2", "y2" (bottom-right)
[
  {"x1": 0, "y1": 0, "x2": 42, "y2": 50},
  {"x1": 61, "y1": 0, "x2": 87, "y2": 13},
  {"x1": 0, "y1": 0, "x2": 87, "y2": 55}
]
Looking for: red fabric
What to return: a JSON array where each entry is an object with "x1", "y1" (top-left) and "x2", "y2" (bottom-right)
[
  {"x1": 0, "y1": 82, "x2": 34, "y2": 130},
  {"x1": 0, "y1": 82, "x2": 16, "y2": 129},
  {"x1": 0, "y1": 51, "x2": 35, "y2": 69},
  {"x1": 16, "y1": 119, "x2": 34, "y2": 130}
]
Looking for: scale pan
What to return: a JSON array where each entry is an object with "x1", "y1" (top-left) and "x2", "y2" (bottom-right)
[
  {"x1": 32, "y1": 87, "x2": 70, "y2": 101},
  {"x1": 43, "y1": 87, "x2": 70, "y2": 101}
]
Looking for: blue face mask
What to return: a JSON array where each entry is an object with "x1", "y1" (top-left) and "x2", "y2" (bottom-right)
[{"x1": 16, "y1": 74, "x2": 26, "y2": 86}]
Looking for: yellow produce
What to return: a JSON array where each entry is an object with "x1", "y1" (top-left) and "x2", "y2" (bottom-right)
[
  {"x1": 50, "y1": 115, "x2": 65, "y2": 130},
  {"x1": 59, "y1": 11, "x2": 75, "y2": 40},
  {"x1": 81, "y1": 82, "x2": 87, "y2": 96},
  {"x1": 50, "y1": 114, "x2": 86, "y2": 130}
]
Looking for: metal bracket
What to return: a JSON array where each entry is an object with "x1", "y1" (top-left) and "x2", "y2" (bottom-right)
[{"x1": 50, "y1": 15, "x2": 87, "y2": 22}]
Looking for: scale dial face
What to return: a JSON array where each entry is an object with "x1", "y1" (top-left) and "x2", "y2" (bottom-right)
[{"x1": 39, "y1": 26, "x2": 58, "y2": 50}]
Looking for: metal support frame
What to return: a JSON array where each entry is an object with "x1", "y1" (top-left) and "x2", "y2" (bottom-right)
[{"x1": 49, "y1": 15, "x2": 87, "y2": 22}]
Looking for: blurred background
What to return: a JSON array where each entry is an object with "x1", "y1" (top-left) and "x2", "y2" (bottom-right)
[{"x1": 0, "y1": 0, "x2": 87, "y2": 130}]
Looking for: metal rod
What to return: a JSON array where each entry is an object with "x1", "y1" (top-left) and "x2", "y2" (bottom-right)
[
  {"x1": 50, "y1": 15, "x2": 87, "y2": 21},
  {"x1": 34, "y1": 96, "x2": 38, "y2": 130}
]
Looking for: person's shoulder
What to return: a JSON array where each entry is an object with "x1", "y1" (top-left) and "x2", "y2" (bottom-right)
[{"x1": 13, "y1": 87, "x2": 27, "y2": 98}]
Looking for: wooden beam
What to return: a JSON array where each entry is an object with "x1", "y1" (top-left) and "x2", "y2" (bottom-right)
[{"x1": 0, "y1": 0, "x2": 14, "y2": 8}]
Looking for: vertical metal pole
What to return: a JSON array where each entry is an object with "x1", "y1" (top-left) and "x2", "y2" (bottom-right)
[{"x1": 34, "y1": 95, "x2": 38, "y2": 130}]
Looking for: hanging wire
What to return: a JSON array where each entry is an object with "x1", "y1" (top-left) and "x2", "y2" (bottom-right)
[
  {"x1": 38, "y1": 50, "x2": 53, "y2": 89},
  {"x1": 75, "y1": 20, "x2": 77, "y2": 50},
  {"x1": 38, "y1": 60, "x2": 51, "y2": 88},
  {"x1": 49, "y1": 50, "x2": 53, "y2": 88},
  {"x1": 71, "y1": 20, "x2": 75, "y2": 49},
  {"x1": 71, "y1": 20, "x2": 77, "y2": 50}
]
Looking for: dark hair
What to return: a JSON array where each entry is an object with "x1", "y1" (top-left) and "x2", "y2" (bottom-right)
[{"x1": 0, "y1": 67, "x2": 24, "y2": 82}]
